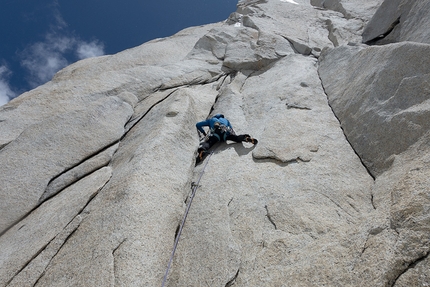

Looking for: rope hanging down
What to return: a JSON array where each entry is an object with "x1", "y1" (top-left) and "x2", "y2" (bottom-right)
[{"x1": 161, "y1": 151, "x2": 214, "y2": 287}]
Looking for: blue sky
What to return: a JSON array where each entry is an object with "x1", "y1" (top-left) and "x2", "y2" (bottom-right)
[{"x1": 0, "y1": 0, "x2": 238, "y2": 106}]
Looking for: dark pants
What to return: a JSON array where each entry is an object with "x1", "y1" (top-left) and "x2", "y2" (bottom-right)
[{"x1": 199, "y1": 133, "x2": 247, "y2": 152}]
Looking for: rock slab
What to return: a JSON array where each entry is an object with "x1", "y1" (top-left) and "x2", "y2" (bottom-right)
[{"x1": 1, "y1": 0, "x2": 430, "y2": 286}]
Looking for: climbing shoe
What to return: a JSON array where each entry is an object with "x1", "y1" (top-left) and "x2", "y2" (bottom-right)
[
  {"x1": 196, "y1": 150, "x2": 209, "y2": 164},
  {"x1": 244, "y1": 135, "x2": 258, "y2": 145}
]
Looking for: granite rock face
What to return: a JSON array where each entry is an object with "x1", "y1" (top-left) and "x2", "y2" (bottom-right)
[
  {"x1": 1, "y1": 0, "x2": 429, "y2": 286},
  {"x1": 362, "y1": 0, "x2": 430, "y2": 44}
]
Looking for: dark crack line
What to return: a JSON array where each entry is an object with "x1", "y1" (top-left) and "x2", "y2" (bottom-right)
[
  {"x1": 155, "y1": 72, "x2": 229, "y2": 92},
  {"x1": 32, "y1": 224, "x2": 80, "y2": 287},
  {"x1": 6, "y1": 215, "x2": 82, "y2": 287},
  {"x1": 174, "y1": 224, "x2": 181, "y2": 242},
  {"x1": 215, "y1": 69, "x2": 258, "y2": 96},
  {"x1": 3, "y1": 69, "x2": 231, "y2": 284},
  {"x1": 125, "y1": 72, "x2": 232, "y2": 136},
  {"x1": 239, "y1": 71, "x2": 255, "y2": 93},
  {"x1": 124, "y1": 88, "x2": 180, "y2": 136},
  {"x1": 360, "y1": 233, "x2": 370, "y2": 256},
  {"x1": 348, "y1": 201, "x2": 359, "y2": 213},
  {"x1": 279, "y1": 35, "x2": 312, "y2": 56},
  {"x1": 253, "y1": 156, "x2": 299, "y2": 167},
  {"x1": 316, "y1": 66, "x2": 376, "y2": 181},
  {"x1": 365, "y1": 17, "x2": 401, "y2": 45},
  {"x1": 0, "y1": 141, "x2": 11, "y2": 151},
  {"x1": 3, "y1": 170, "x2": 110, "y2": 282},
  {"x1": 0, "y1": 165, "x2": 111, "y2": 238},
  {"x1": 315, "y1": 190, "x2": 355, "y2": 221},
  {"x1": 225, "y1": 269, "x2": 240, "y2": 287},
  {"x1": 206, "y1": 75, "x2": 232, "y2": 117},
  {"x1": 40, "y1": 142, "x2": 119, "y2": 204},
  {"x1": 371, "y1": 193, "x2": 376, "y2": 210},
  {"x1": 217, "y1": 74, "x2": 231, "y2": 91},
  {"x1": 32, "y1": 178, "x2": 111, "y2": 287},
  {"x1": 5, "y1": 243, "x2": 50, "y2": 287},
  {"x1": 352, "y1": 232, "x2": 371, "y2": 271},
  {"x1": 41, "y1": 165, "x2": 107, "y2": 203},
  {"x1": 286, "y1": 103, "x2": 312, "y2": 110},
  {"x1": 265, "y1": 205, "x2": 277, "y2": 230},
  {"x1": 112, "y1": 238, "x2": 127, "y2": 287},
  {"x1": 76, "y1": 173, "x2": 112, "y2": 216},
  {"x1": 391, "y1": 250, "x2": 430, "y2": 287}
]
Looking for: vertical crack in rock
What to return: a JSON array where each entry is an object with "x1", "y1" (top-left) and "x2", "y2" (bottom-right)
[
  {"x1": 216, "y1": 74, "x2": 231, "y2": 91},
  {"x1": 360, "y1": 233, "x2": 371, "y2": 256},
  {"x1": 264, "y1": 205, "x2": 277, "y2": 230},
  {"x1": 225, "y1": 269, "x2": 240, "y2": 287},
  {"x1": 391, "y1": 251, "x2": 430, "y2": 287},
  {"x1": 316, "y1": 68, "x2": 376, "y2": 181},
  {"x1": 206, "y1": 79, "x2": 230, "y2": 118},
  {"x1": 174, "y1": 224, "x2": 181, "y2": 241},
  {"x1": 359, "y1": 228, "x2": 385, "y2": 258},
  {"x1": 371, "y1": 194, "x2": 376, "y2": 210},
  {"x1": 239, "y1": 71, "x2": 256, "y2": 93},
  {"x1": 112, "y1": 239, "x2": 127, "y2": 287}
]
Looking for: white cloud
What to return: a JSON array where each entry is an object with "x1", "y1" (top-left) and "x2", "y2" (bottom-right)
[
  {"x1": 19, "y1": 6, "x2": 105, "y2": 88},
  {"x1": 0, "y1": 66, "x2": 16, "y2": 106},
  {"x1": 77, "y1": 41, "x2": 105, "y2": 59},
  {"x1": 20, "y1": 34, "x2": 72, "y2": 87},
  {"x1": 20, "y1": 33, "x2": 105, "y2": 88}
]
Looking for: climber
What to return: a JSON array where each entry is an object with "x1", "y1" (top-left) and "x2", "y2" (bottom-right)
[{"x1": 196, "y1": 114, "x2": 258, "y2": 163}]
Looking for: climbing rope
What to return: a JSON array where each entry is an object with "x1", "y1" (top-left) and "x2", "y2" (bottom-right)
[{"x1": 161, "y1": 151, "x2": 214, "y2": 287}]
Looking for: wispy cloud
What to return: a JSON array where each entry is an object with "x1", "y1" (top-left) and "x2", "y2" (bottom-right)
[
  {"x1": 19, "y1": 7, "x2": 105, "y2": 88},
  {"x1": 20, "y1": 33, "x2": 72, "y2": 87},
  {"x1": 0, "y1": 66, "x2": 16, "y2": 106},
  {"x1": 76, "y1": 40, "x2": 105, "y2": 59}
]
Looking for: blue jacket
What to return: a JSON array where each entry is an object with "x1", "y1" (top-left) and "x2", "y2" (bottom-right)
[{"x1": 196, "y1": 115, "x2": 233, "y2": 135}]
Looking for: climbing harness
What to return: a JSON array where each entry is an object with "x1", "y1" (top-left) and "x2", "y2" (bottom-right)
[
  {"x1": 200, "y1": 131, "x2": 210, "y2": 143},
  {"x1": 198, "y1": 124, "x2": 237, "y2": 144},
  {"x1": 161, "y1": 151, "x2": 214, "y2": 287}
]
